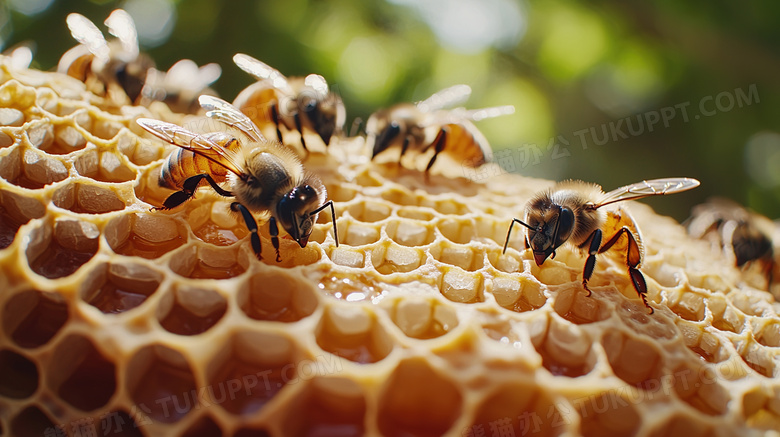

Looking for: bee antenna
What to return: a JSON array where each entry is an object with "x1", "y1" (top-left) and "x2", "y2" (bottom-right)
[
  {"x1": 311, "y1": 200, "x2": 339, "y2": 246},
  {"x1": 503, "y1": 218, "x2": 534, "y2": 254}
]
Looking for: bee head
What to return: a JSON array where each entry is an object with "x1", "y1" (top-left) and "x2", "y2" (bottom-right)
[
  {"x1": 277, "y1": 184, "x2": 322, "y2": 248},
  {"x1": 525, "y1": 204, "x2": 575, "y2": 266}
]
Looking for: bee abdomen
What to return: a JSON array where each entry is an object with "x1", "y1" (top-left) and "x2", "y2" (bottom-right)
[
  {"x1": 443, "y1": 122, "x2": 489, "y2": 166},
  {"x1": 159, "y1": 148, "x2": 229, "y2": 189}
]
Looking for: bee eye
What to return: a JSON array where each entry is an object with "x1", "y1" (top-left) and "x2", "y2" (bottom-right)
[{"x1": 304, "y1": 100, "x2": 317, "y2": 112}]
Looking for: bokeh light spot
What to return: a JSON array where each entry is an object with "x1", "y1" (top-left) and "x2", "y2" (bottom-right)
[
  {"x1": 745, "y1": 131, "x2": 780, "y2": 189},
  {"x1": 536, "y1": 4, "x2": 609, "y2": 82},
  {"x1": 122, "y1": 0, "x2": 175, "y2": 47}
]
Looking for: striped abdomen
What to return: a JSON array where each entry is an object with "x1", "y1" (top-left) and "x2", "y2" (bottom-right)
[{"x1": 158, "y1": 135, "x2": 241, "y2": 189}]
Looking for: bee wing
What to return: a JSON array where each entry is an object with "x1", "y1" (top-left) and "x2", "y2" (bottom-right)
[
  {"x1": 304, "y1": 73, "x2": 329, "y2": 96},
  {"x1": 4, "y1": 42, "x2": 34, "y2": 70},
  {"x1": 596, "y1": 178, "x2": 701, "y2": 208},
  {"x1": 233, "y1": 53, "x2": 292, "y2": 93},
  {"x1": 198, "y1": 95, "x2": 265, "y2": 143},
  {"x1": 136, "y1": 118, "x2": 245, "y2": 176},
  {"x1": 66, "y1": 13, "x2": 110, "y2": 62},
  {"x1": 417, "y1": 84, "x2": 472, "y2": 113},
  {"x1": 104, "y1": 9, "x2": 139, "y2": 59},
  {"x1": 420, "y1": 105, "x2": 515, "y2": 127}
]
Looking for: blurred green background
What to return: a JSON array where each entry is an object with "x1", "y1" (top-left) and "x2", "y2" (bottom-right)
[{"x1": 2, "y1": 0, "x2": 779, "y2": 221}]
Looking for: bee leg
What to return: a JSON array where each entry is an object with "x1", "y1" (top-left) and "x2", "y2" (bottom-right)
[
  {"x1": 310, "y1": 200, "x2": 340, "y2": 246},
  {"x1": 424, "y1": 128, "x2": 448, "y2": 180},
  {"x1": 599, "y1": 227, "x2": 653, "y2": 314},
  {"x1": 294, "y1": 112, "x2": 308, "y2": 152},
  {"x1": 231, "y1": 202, "x2": 263, "y2": 261},
  {"x1": 270, "y1": 103, "x2": 284, "y2": 145},
  {"x1": 153, "y1": 174, "x2": 231, "y2": 210},
  {"x1": 398, "y1": 136, "x2": 411, "y2": 167},
  {"x1": 581, "y1": 229, "x2": 603, "y2": 297},
  {"x1": 268, "y1": 217, "x2": 282, "y2": 262}
]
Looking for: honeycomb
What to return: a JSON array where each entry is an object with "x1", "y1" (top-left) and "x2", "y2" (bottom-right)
[{"x1": 1, "y1": 59, "x2": 780, "y2": 437}]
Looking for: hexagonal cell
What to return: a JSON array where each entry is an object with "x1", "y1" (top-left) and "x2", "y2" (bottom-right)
[
  {"x1": 317, "y1": 271, "x2": 382, "y2": 302},
  {"x1": 279, "y1": 378, "x2": 367, "y2": 437},
  {"x1": 9, "y1": 406, "x2": 56, "y2": 437},
  {"x1": 98, "y1": 410, "x2": 145, "y2": 437},
  {"x1": 430, "y1": 242, "x2": 484, "y2": 271},
  {"x1": 389, "y1": 296, "x2": 459, "y2": 339},
  {"x1": 346, "y1": 199, "x2": 392, "y2": 222},
  {"x1": 436, "y1": 217, "x2": 476, "y2": 244},
  {"x1": 2, "y1": 289, "x2": 69, "y2": 348},
  {"x1": 0, "y1": 349, "x2": 38, "y2": 399},
  {"x1": 680, "y1": 328, "x2": 730, "y2": 364},
  {"x1": 47, "y1": 334, "x2": 117, "y2": 411},
  {"x1": 340, "y1": 221, "x2": 381, "y2": 246},
  {"x1": 667, "y1": 287, "x2": 706, "y2": 322},
  {"x1": 553, "y1": 287, "x2": 609, "y2": 325},
  {"x1": 708, "y1": 297, "x2": 745, "y2": 334},
  {"x1": 204, "y1": 331, "x2": 303, "y2": 415},
  {"x1": 0, "y1": 189, "x2": 45, "y2": 249},
  {"x1": 126, "y1": 344, "x2": 198, "y2": 423},
  {"x1": 377, "y1": 358, "x2": 462, "y2": 437},
  {"x1": 647, "y1": 414, "x2": 715, "y2": 437},
  {"x1": 0, "y1": 108, "x2": 25, "y2": 127},
  {"x1": 325, "y1": 183, "x2": 358, "y2": 202},
  {"x1": 534, "y1": 316, "x2": 596, "y2": 377},
  {"x1": 25, "y1": 121, "x2": 54, "y2": 150},
  {"x1": 26, "y1": 217, "x2": 99, "y2": 279},
  {"x1": 374, "y1": 244, "x2": 424, "y2": 275},
  {"x1": 316, "y1": 305, "x2": 393, "y2": 364},
  {"x1": 189, "y1": 201, "x2": 249, "y2": 247},
  {"x1": 742, "y1": 387, "x2": 780, "y2": 431},
  {"x1": 439, "y1": 269, "x2": 484, "y2": 304},
  {"x1": 169, "y1": 245, "x2": 247, "y2": 280},
  {"x1": 73, "y1": 149, "x2": 136, "y2": 182},
  {"x1": 49, "y1": 124, "x2": 88, "y2": 154},
  {"x1": 157, "y1": 285, "x2": 227, "y2": 335},
  {"x1": 81, "y1": 262, "x2": 162, "y2": 314},
  {"x1": 396, "y1": 207, "x2": 435, "y2": 221},
  {"x1": 737, "y1": 341, "x2": 775, "y2": 377},
  {"x1": 0, "y1": 146, "x2": 68, "y2": 189},
  {"x1": 490, "y1": 275, "x2": 547, "y2": 312},
  {"x1": 239, "y1": 269, "x2": 318, "y2": 322},
  {"x1": 469, "y1": 383, "x2": 567, "y2": 437},
  {"x1": 381, "y1": 187, "x2": 419, "y2": 207},
  {"x1": 180, "y1": 415, "x2": 223, "y2": 437},
  {"x1": 755, "y1": 321, "x2": 780, "y2": 348},
  {"x1": 421, "y1": 197, "x2": 471, "y2": 215},
  {"x1": 602, "y1": 330, "x2": 664, "y2": 388},
  {"x1": 671, "y1": 362, "x2": 730, "y2": 416},
  {"x1": 92, "y1": 118, "x2": 125, "y2": 140},
  {"x1": 575, "y1": 391, "x2": 641, "y2": 437},
  {"x1": 106, "y1": 213, "x2": 187, "y2": 259},
  {"x1": 385, "y1": 220, "x2": 435, "y2": 247},
  {"x1": 52, "y1": 181, "x2": 127, "y2": 214}
]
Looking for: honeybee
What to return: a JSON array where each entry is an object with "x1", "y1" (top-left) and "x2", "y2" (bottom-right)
[
  {"x1": 141, "y1": 59, "x2": 222, "y2": 114},
  {"x1": 136, "y1": 96, "x2": 339, "y2": 262},
  {"x1": 502, "y1": 178, "x2": 701, "y2": 313},
  {"x1": 232, "y1": 53, "x2": 346, "y2": 152},
  {"x1": 58, "y1": 9, "x2": 154, "y2": 105},
  {"x1": 686, "y1": 197, "x2": 775, "y2": 285},
  {"x1": 365, "y1": 84, "x2": 514, "y2": 174}
]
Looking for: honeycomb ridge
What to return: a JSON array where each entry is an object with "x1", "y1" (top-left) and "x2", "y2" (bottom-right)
[{"x1": 1, "y1": 61, "x2": 780, "y2": 437}]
